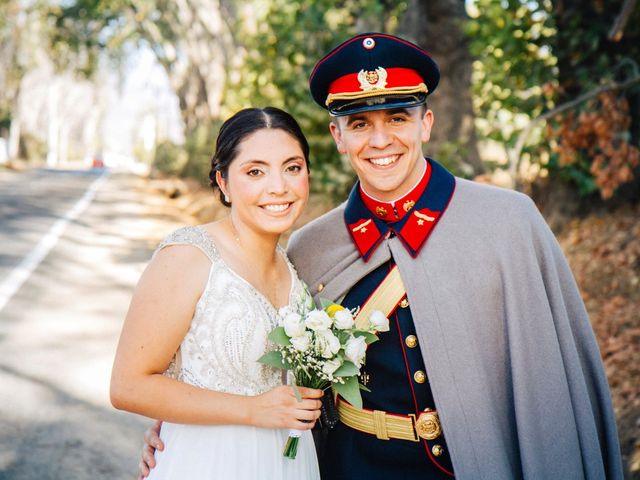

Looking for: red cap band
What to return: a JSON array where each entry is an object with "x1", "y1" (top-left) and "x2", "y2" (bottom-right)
[{"x1": 328, "y1": 67, "x2": 424, "y2": 96}]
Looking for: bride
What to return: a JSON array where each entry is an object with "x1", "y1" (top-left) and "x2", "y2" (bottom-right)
[{"x1": 110, "y1": 107, "x2": 322, "y2": 479}]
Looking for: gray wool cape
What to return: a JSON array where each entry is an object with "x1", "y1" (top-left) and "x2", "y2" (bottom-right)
[{"x1": 287, "y1": 177, "x2": 622, "y2": 480}]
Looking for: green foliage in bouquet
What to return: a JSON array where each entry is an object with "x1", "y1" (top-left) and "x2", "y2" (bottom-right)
[{"x1": 258, "y1": 296, "x2": 386, "y2": 409}]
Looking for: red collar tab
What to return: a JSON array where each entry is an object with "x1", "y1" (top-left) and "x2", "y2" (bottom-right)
[
  {"x1": 347, "y1": 219, "x2": 385, "y2": 258},
  {"x1": 344, "y1": 158, "x2": 456, "y2": 260},
  {"x1": 359, "y1": 160, "x2": 431, "y2": 222},
  {"x1": 397, "y1": 208, "x2": 441, "y2": 255}
]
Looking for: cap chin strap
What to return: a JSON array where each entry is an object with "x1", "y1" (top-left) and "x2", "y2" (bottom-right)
[{"x1": 329, "y1": 95, "x2": 427, "y2": 117}]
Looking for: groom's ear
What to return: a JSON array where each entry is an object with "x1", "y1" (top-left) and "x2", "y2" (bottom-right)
[{"x1": 329, "y1": 121, "x2": 346, "y2": 154}]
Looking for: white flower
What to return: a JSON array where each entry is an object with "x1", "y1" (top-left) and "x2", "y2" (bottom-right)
[
  {"x1": 315, "y1": 329, "x2": 341, "y2": 358},
  {"x1": 282, "y1": 312, "x2": 306, "y2": 338},
  {"x1": 333, "y1": 309, "x2": 355, "y2": 330},
  {"x1": 369, "y1": 310, "x2": 390, "y2": 332},
  {"x1": 305, "y1": 309, "x2": 332, "y2": 331},
  {"x1": 345, "y1": 335, "x2": 367, "y2": 367},
  {"x1": 322, "y1": 357, "x2": 342, "y2": 377},
  {"x1": 290, "y1": 332, "x2": 312, "y2": 352}
]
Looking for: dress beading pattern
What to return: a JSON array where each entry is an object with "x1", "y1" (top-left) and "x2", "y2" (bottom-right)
[{"x1": 155, "y1": 226, "x2": 307, "y2": 396}]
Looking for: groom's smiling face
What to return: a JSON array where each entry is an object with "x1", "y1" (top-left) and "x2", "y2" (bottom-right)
[{"x1": 329, "y1": 106, "x2": 433, "y2": 201}]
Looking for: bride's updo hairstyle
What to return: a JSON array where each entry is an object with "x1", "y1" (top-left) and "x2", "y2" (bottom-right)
[{"x1": 209, "y1": 107, "x2": 310, "y2": 207}]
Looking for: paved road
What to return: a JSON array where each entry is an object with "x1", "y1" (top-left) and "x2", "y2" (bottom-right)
[{"x1": 0, "y1": 168, "x2": 184, "y2": 479}]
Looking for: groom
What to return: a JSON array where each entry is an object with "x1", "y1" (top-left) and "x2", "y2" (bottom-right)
[{"x1": 140, "y1": 33, "x2": 622, "y2": 479}]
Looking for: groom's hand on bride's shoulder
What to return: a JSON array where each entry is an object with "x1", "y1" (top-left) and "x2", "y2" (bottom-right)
[{"x1": 138, "y1": 420, "x2": 163, "y2": 479}]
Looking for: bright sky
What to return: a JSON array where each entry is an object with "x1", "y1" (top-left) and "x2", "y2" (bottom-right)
[{"x1": 102, "y1": 46, "x2": 184, "y2": 157}]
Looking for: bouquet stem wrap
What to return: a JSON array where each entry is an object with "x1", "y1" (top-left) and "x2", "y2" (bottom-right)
[{"x1": 283, "y1": 429, "x2": 303, "y2": 459}]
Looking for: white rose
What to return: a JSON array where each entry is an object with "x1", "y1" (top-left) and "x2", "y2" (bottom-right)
[
  {"x1": 282, "y1": 312, "x2": 306, "y2": 338},
  {"x1": 369, "y1": 310, "x2": 390, "y2": 332},
  {"x1": 315, "y1": 329, "x2": 341, "y2": 358},
  {"x1": 305, "y1": 309, "x2": 332, "y2": 331},
  {"x1": 333, "y1": 309, "x2": 354, "y2": 330},
  {"x1": 345, "y1": 335, "x2": 367, "y2": 367},
  {"x1": 290, "y1": 331, "x2": 312, "y2": 352},
  {"x1": 322, "y1": 357, "x2": 342, "y2": 377}
]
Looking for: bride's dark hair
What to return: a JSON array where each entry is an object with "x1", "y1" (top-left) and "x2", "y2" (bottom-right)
[{"x1": 209, "y1": 107, "x2": 310, "y2": 207}]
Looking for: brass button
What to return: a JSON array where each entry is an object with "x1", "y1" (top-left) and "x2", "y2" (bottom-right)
[
  {"x1": 432, "y1": 444, "x2": 444, "y2": 457},
  {"x1": 317, "y1": 283, "x2": 324, "y2": 293},
  {"x1": 375, "y1": 206, "x2": 388, "y2": 217},
  {"x1": 399, "y1": 298, "x2": 409, "y2": 308},
  {"x1": 413, "y1": 370, "x2": 426, "y2": 383},
  {"x1": 405, "y1": 335, "x2": 417, "y2": 348}
]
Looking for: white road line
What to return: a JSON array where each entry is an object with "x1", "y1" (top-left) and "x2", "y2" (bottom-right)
[{"x1": 0, "y1": 173, "x2": 108, "y2": 313}]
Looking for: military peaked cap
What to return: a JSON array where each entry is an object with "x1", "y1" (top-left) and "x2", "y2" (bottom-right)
[{"x1": 309, "y1": 33, "x2": 440, "y2": 116}]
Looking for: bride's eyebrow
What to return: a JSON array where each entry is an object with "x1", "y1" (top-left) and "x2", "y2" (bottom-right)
[
  {"x1": 239, "y1": 157, "x2": 305, "y2": 167},
  {"x1": 284, "y1": 156, "x2": 305, "y2": 164},
  {"x1": 238, "y1": 159, "x2": 269, "y2": 167}
]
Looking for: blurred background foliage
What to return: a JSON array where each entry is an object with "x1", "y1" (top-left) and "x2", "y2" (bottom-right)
[
  {"x1": 1, "y1": 3, "x2": 638, "y2": 475},
  {"x1": 1, "y1": 0, "x2": 639, "y2": 205},
  {"x1": 468, "y1": 0, "x2": 640, "y2": 200}
]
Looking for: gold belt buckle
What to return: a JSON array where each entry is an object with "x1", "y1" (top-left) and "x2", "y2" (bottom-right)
[{"x1": 414, "y1": 409, "x2": 442, "y2": 440}]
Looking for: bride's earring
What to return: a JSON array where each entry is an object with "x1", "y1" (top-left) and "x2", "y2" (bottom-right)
[{"x1": 224, "y1": 194, "x2": 230, "y2": 203}]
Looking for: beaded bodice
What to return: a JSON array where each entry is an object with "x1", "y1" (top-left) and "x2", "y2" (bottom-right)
[{"x1": 155, "y1": 226, "x2": 307, "y2": 396}]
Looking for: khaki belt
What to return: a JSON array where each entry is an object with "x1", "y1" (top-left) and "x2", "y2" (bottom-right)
[{"x1": 337, "y1": 397, "x2": 442, "y2": 442}]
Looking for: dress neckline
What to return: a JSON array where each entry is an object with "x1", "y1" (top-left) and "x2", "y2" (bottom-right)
[{"x1": 195, "y1": 225, "x2": 297, "y2": 313}]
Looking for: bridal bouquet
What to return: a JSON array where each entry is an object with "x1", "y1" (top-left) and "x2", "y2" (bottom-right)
[{"x1": 258, "y1": 290, "x2": 389, "y2": 459}]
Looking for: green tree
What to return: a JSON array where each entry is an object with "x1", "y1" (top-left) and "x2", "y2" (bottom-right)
[
  {"x1": 549, "y1": 0, "x2": 640, "y2": 199},
  {"x1": 44, "y1": 0, "x2": 481, "y2": 198},
  {"x1": 224, "y1": 0, "x2": 409, "y2": 198},
  {"x1": 468, "y1": 0, "x2": 640, "y2": 200},
  {"x1": 0, "y1": 0, "x2": 39, "y2": 162},
  {"x1": 467, "y1": 0, "x2": 557, "y2": 172},
  {"x1": 401, "y1": 0, "x2": 484, "y2": 177},
  {"x1": 46, "y1": 0, "x2": 238, "y2": 180}
]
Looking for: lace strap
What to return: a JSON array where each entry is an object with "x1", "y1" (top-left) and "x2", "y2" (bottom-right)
[
  {"x1": 278, "y1": 244, "x2": 295, "y2": 270},
  {"x1": 154, "y1": 226, "x2": 218, "y2": 263}
]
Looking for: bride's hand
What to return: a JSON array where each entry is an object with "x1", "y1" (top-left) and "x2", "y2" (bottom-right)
[{"x1": 248, "y1": 385, "x2": 323, "y2": 430}]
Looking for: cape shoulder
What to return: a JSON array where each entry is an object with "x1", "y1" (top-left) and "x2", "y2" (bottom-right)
[
  {"x1": 442, "y1": 178, "x2": 555, "y2": 250},
  {"x1": 286, "y1": 178, "x2": 550, "y2": 297},
  {"x1": 288, "y1": 178, "x2": 546, "y2": 256},
  {"x1": 286, "y1": 202, "x2": 358, "y2": 289}
]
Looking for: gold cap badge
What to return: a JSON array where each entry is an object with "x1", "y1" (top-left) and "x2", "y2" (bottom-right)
[{"x1": 357, "y1": 67, "x2": 388, "y2": 91}]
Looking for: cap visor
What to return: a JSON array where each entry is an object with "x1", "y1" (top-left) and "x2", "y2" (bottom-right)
[{"x1": 329, "y1": 94, "x2": 427, "y2": 116}]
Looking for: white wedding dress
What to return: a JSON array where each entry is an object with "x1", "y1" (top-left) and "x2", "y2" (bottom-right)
[{"x1": 147, "y1": 226, "x2": 320, "y2": 479}]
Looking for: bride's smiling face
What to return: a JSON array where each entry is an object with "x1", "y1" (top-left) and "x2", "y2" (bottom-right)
[{"x1": 218, "y1": 128, "x2": 309, "y2": 236}]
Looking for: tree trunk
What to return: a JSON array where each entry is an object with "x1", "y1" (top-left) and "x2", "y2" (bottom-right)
[
  {"x1": 139, "y1": 0, "x2": 235, "y2": 134},
  {"x1": 399, "y1": 0, "x2": 483, "y2": 176},
  {"x1": 8, "y1": 117, "x2": 19, "y2": 162}
]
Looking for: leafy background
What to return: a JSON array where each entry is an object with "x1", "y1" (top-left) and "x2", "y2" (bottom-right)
[{"x1": 1, "y1": 0, "x2": 639, "y2": 477}]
